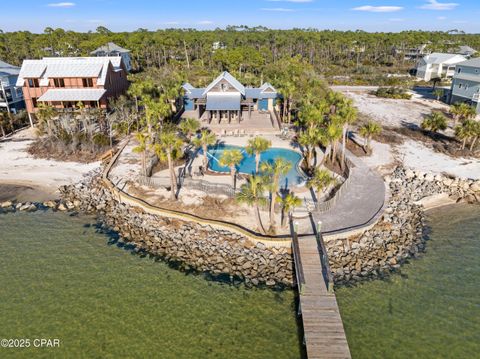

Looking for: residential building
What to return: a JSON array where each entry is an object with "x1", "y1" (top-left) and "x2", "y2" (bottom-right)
[
  {"x1": 91, "y1": 42, "x2": 132, "y2": 72},
  {"x1": 416, "y1": 53, "x2": 467, "y2": 82},
  {"x1": 457, "y1": 45, "x2": 477, "y2": 58},
  {"x1": 212, "y1": 42, "x2": 226, "y2": 51},
  {"x1": 450, "y1": 58, "x2": 480, "y2": 114},
  {"x1": 182, "y1": 71, "x2": 280, "y2": 134},
  {"x1": 16, "y1": 57, "x2": 129, "y2": 115},
  {"x1": 0, "y1": 60, "x2": 25, "y2": 114}
]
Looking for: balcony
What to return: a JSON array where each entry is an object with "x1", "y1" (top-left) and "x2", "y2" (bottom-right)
[{"x1": 473, "y1": 93, "x2": 480, "y2": 102}]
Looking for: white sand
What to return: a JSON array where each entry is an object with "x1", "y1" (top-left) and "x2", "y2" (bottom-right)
[
  {"x1": 0, "y1": 129, "x2": 100, "y2": 196},
  {"x1": 336, "y1": 86, "x2": 449, "y2": 128}
]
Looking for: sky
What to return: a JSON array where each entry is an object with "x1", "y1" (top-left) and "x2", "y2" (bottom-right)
[{"x1": 1, "y1": 0, "x2": 479, "y2": 33}]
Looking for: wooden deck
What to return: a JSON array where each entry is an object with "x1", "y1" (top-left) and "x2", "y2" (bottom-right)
[{"x1": 293, "y1": 234, "x2": 351, "y2": 359}]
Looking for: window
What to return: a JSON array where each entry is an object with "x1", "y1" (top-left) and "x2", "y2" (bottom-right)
[
  {"x1": 31, "y1": 97, "x2": 37, "y2": 108},
  {"x1": 458, "y1": 84, "x2": 462, "y2": 89},
  {"x1": 54, "y1": 78, "x2": 65, "y2": 88},
  {"x1": 28, "y1": 78, "x2": 39, "y2": 88},
  {"x1": 457, "y1": 68, "x2": 462, "y2": 74},
  {"x1": 82, "y1": 78, "x2": 93, "y2": 87}
]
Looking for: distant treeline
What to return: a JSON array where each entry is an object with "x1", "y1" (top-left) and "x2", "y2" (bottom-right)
[{"x1": 1, "y1": 26, "x2": 479, "y2": 85}]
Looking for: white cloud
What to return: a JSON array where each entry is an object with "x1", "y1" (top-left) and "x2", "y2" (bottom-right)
[
  {"x1": 389, "y1": 18, "x2": 405, "y2": 22},
  {"x1": 198, "y1": 20, "x2": 213, "y2": 25},
  {"x1": 47, "y1": 2, "x2": 75, "y2": 7},
  {"x1": 352, "y1": 5, "x2": 403, "y2": 13},
  {"x1": 261, "y1": 7, "x2": 295, "y2": 12},
  {"x1": 420, "y1": 0, "x2": 459, "y2": 11},
  {"x1": 437, "y1": 16, "x2": 447, "y2": 20},
  {"x1": 164, "y1": 21, "x2": 180, "y2": 25}
]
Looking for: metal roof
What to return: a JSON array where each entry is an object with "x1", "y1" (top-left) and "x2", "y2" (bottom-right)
[
  {"x1": 0, "y1": 60, "x2": 20, "y2": 76},
  {"x1": 203, "y1": 71, "x2": 246, "y2": 96},
  {"x1": 458, "y1": 58, "x2": 480, "y2": 68},
  {"x1": 91, "y1": 42, "x2": 130, "y2": 55},
  {"x1": 16, "y1": 57, "x2": 124, "y2": 87},
  {"x1": 38, "y1": 89, "x2": 106, "y2": 102},
  {"x1": 423, "y1": 53, "x2": 467, "y2": 65},
  {"x1": 206, "y1": 93, "x2": 241, "y2": 111}
]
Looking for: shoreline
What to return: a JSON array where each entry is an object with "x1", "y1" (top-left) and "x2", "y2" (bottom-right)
[{"x1": 0, "y1": 181, "x2": 59, "y2": 203}]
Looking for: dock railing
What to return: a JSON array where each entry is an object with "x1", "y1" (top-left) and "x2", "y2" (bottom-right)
[
  {"x1": 315, "y1": 222, "x2": 334, "y2": 293},
  {"x1": 291, "y1": 224, "x2": 306, "y2": 295}
]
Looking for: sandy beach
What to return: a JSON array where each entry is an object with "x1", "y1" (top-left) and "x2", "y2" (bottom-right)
[{"x1": 0, "y1": 128, "x2": 100, "y2": 201}]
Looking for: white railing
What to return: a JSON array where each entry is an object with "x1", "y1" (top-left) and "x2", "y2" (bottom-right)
[{"x1": 473, "y1": 93, "x2": 480, "y2": 102}]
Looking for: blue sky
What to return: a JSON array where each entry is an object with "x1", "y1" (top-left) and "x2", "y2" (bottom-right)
[{"x1": 1, "y1": 0, "x2": 478, "y2": 33}]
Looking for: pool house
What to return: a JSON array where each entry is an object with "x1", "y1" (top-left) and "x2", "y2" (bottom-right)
[{"x1": 181, "y1": 72, "x2": 281, "y2": 134}]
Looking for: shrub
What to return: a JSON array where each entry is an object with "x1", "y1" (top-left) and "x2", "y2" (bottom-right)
[{"x1": 374, "y1": 87, "x2": 412, "y2": 100}]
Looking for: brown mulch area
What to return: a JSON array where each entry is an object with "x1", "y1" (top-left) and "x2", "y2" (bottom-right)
[
  {"x1": 346, "y1": 137, "x2": 369, "y2": 157},
  {"x1": 27, "y1": 140, "x2": 101, "y2": 163},
  {"x1": 151, "y1": 157, "x2": 187, "y2": 174}
]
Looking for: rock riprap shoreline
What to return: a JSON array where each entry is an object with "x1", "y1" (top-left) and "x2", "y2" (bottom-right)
[
  {"x1": 326, "y1": 167, "x2": 480, "y2": 284},
  {"x1": 1, "y1": 166, "x2": 478, "y2": 287}
]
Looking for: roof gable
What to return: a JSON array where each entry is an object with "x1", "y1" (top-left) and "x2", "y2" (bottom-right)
[{"x1": 203, "y1": 71, "x2": 245, "y2": 96}]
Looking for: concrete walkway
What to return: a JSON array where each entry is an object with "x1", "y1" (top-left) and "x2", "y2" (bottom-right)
[{"x1": 314, "y1": 152, "x2": 386, "y2": 235}]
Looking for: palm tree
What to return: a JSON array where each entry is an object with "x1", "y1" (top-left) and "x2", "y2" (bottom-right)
[
  {"x1": 323, "y1": 120, "x2": 343, "y2": 163},
  {"x1": 298, "y1": 127, "x2": 319, "y2": 171},
  {"x1": 219, "y1": 149, "x2": 243, "y2": 189},
  {"x1": 36, "y1": 103, "x2": 56, "y2": 137},
  {"x1": 433, "y1": 88, "x2": 444, "y2": 101},
  {"x1": 192, "y1": 129, "x2": 217, "y2": 170},
  {"x1": 245, "y1": 136, "x2": 271, "y2": 173},
  {"x1": 276, "y1": 193, "x2": 302, "y2": 227},
  {"x1": 151, "y1": 131, "x2": 184, "y2": 200},
  {"x1": 456, "y1": 120, "x2": 480, "y2": 151},
  {"x1": 336, "y1": 100, "x2": 357, "y2": 169},
  {"x1": 307, "y1": 168, "x2": 336, "y2": 198},
  {"x1": 132, "y1": 131, "x2": 149, "y2": 177},
  {"x1": 450, "y1": 102, "x2": 477, "y2": 125},
  {"x1": 260, "y1": 158, "x2": 292, "y2": 231},
  {"x1": 0, "y1": 111, "x2": 7, "y2": 137},
  {"x1": 179, "y1": 118, "x2": 200, "y2": 142},
  {"x1": 236, "y1": 176, "x2": 268, "y2": 233},
  {"x1": 359, "y1": 121, "x2": 382, "y2": 152},
  {"x1": 421, "y1": 112, "x2": 447, "y2": 136}
]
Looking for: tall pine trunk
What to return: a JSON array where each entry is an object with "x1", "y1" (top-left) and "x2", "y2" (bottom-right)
[{"x1": 168, "y1": 152, "x2": 177, "y2": 200}]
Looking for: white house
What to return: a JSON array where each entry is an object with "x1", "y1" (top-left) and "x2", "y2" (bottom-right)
[{"x1": 416, "y1": 53, "x2": 467, "y2": 82}]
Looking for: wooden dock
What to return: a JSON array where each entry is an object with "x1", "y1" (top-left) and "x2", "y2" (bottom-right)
[{"x1": 292, "y1": 233, "x2": 351, "y2": 359}]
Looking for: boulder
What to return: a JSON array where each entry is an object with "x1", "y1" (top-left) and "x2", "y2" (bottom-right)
[{"x1": 0, "y1": 201, "x2": 13, "y2": 208}]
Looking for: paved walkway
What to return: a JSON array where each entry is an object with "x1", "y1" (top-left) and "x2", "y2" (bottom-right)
[{"x1": 314, "y1": 152, "x2": 386, "y2": 235}]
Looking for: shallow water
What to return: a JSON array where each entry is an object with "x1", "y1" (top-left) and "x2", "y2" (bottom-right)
[
  {"x1": 336, "y1": 204, "x2": 480, "y2": 359},
  {"x1": 1, "y1": 204, "x2": 479, "y2": 358},
  {"x1": 0, "y1": 211, "x2": 303, "y2": 358}
]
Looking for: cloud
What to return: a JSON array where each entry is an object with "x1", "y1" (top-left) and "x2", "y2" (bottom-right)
[
  {"x1": 437, "y1": 16, "x2": 447, "y2": 20},
  {"x1": 389, "y1": 18, "x2": 405, "y2": 22},
  {"x1": 352, "y1": 5, "x2": 403, "y2": 13},
  {"x1": 261, "y1": 7, "x2": 295, "y2": 12},
  {"x1": 419, "y1": 0, "x2": 459, "y2": 10},
  {"x1": 198, "y1": 20, "x2": 213, "y2": 25},
  {"x1": 164, "y1": 21, "x2": 180, "y2": 25},
  {"x1": 47, "y1": 2, "x2": 75, "y2": 7}
]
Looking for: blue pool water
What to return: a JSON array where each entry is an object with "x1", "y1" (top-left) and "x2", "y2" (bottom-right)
[{"x1": 205, "y1": 144, "x2": 306, "y2": 186}]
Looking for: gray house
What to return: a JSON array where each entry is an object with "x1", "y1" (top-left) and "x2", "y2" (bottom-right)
[
  {"x1": 450, "y1": 58, "x2": 480, "y2": 114},
  {"x1": 91, "y1": 42, "x2": 132, "y2": 72},
  {"x1": 0, "y1": 60, "x2": 25, "y2": 114}
]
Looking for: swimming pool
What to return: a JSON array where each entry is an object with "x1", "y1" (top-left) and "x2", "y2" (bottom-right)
[{"x1": 205, "y1": 144, "x2": 306, "y2": 186}]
